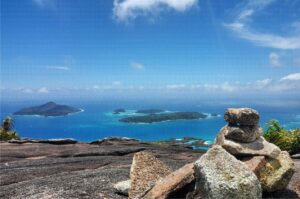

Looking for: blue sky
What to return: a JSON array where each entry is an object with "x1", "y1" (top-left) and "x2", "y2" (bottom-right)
[{"x1": 1, "y1": 0, "x2": 300, "y2": 105}]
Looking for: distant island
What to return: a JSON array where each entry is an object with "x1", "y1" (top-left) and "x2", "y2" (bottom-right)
[
  {"x1": 13, "y1": 102, "x2": 82, "y2": 117},
  {"x1": 136, "y1": 109, "x2": 164, "y2": 114},
  {"x1": 113, "y1": 108, "x2": 126, "y2": 114},
  {"x1": 119, "y1": 112, "x2": 207, "y2": 124}
]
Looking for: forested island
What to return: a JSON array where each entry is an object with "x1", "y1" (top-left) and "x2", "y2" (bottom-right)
[
  {"x1": 119, "y1": 112, "x2": 207, "y2": 123},
  {"x1": 13, "y1": 102, "x2": 81, "y2": 117}
]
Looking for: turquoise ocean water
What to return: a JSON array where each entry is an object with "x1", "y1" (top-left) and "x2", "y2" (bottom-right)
[{"x1": 1, "y1": 100, "x2": 299, "y2": 142}]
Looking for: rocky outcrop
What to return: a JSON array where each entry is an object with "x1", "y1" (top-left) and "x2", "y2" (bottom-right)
[
  {"x1": 193, "y1": 145, "x2": 262, "y2": 199},
  {"x1": 9, "y1": 138, "x2": 78, "y2": 144},
  {"x1": 215, "y1": 108, "x2": 295, "y2": 193},
  {"x1": 144, "y1": 163, "x2": 194, "y2": 199},
  {"x1": 0, "y1": 135, "x2": 299, "y2": 199},
  {"x1": 129, "y1": 152, "x2": 172, "y2": 199}
]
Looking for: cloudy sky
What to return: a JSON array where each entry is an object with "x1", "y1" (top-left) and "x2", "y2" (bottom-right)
[{"x1": 1, "y1": 0, "x2": 300, "y2": 105}]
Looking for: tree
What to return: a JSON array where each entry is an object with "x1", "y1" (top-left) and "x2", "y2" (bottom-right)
[{"x1": 0, "y1": 116, "x2": 20, "y2": 141}]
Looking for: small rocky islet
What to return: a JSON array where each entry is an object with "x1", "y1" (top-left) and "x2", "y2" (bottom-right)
[
  {"x1": 112, "y1": 108, "x2": 216, "y2": 124},
  {"x1": 0, "y1": 108, "x2": 299, "y2": 199}
]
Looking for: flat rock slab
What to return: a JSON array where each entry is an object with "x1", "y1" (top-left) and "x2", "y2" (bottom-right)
[
  {"x1": 224, "y1": 108, "x2": 259, "y2": 126},
  {"x1": 194, "y1": 145, "x2": 262, "y2": 199},
  {"x1": 216, "y1": 134, "x2": 281, "y2": 158},
  {"x1": 0, "y1": 140, "x2": 299, "y2": 199},
  {"x1": 129, "y1": 152, "x2": 172, "y2": 199},
  {"x1": 144, "y1": 163, "x2": 194, "y2": 199}
]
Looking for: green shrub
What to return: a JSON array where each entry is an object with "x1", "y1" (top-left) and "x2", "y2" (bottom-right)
[
  {"x1": 0, "y1": 116, "x2": 20, "y2": 141},
  {"x1": 264, "y1": 120, "x2": 300, "y2": 155}
]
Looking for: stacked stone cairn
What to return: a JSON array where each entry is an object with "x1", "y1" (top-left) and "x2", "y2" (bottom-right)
[
  {"x1": 114, "y1": 108, "x2": 295, "y2": 199},
  {"x1": 215, "y1": 108, "x2": 294, "y2": 193}
]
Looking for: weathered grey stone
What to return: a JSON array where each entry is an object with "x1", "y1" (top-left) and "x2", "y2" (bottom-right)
[
  {"x1": 114, "y1": 180, "x2": 131, "y2": 196},
  {"x1": 194, "y1": 145, "x2": 262, "y2": 199},
  {"x1": 224, "y1": 108, "x2": 259, "y2": 125},
  {"x1": 215, "y1": 130, "x2": 281, "y2": 158},
  {"x1": 144, "y1": 163, "x2": 194, "y2": 199},
  {"x1": 223, "y1": 125, "x2": 262, "y2": 143},
  {"x1": 257, "y1": 151, "x2": 294, "y2": 192},
  {"x1": 129, "y1": 152, "x2": 172, "y2": 199}
]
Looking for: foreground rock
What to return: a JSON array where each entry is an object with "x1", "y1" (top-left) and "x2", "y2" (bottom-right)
[
  {"x1": 0, "y1": 137, "x2": 299, "y2": 199},
  {"x1": 257, "y1": 151, "x2": 295, "y2": 192},
  {"x1": 194, "y1": 145, "x2": 262, "y2": 199},
  {"x1": 144, "y1": 163, "x2": 194, "y2": 199},
  {"x1": 129, "y1": 152, "x2": 172, "y2": 199}
]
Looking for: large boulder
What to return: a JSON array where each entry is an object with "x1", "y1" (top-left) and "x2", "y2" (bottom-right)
[
  {"x1": 257, "y1": 151, "x2": 294, "y2": 192},
  {"x1": 144, "y1": 163, "x2": 194, "y2": 199},
  {"x1": 223, "y1": 125, "x2": 262, "y2": 143},
  {"x1": 224, "y1": 108, "x2": 259, "y2": 126},
  {"x1": 215, "y1": 131, "x2": 281, "y2": 158},
  {"x1": 194, "y1": 145, "x2": 262, "y2": 199},
  {"x1": 129, "y1": 152, "x2": 172, "y2": 199}
]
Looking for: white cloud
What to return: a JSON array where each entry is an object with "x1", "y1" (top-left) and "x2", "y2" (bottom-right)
[
  {"x1": 252, "y1": 78, "x2": 272, "y2": 89},
  {"x1": 113, "y1": 0, "x2": 198, "y2": 22},
  {"x1": 201, "y1": 82, "x2": 237, "y2": 92},
  {"x1": 269, "y1": 52, "x2": 282, "y2": 67},
  {"x1": 166, "y1": 84, "x2": 186, "y2": 89},
  {"x1": 112, "y1": 81, "x2": 122, "y2": 86},
  {"x1": 32, "y1": 0, "x2": 56, "y2": 9},
  {"x1": 225, "y1": 0, "x2": 300, "y2": 50},
  {"x1": 280, "y1": 73, "x2": 300, "y2": 81},
  {"x1": 47, "y1": 66, "x2": 70, "y2": 71},
  {"x1": 22, "y1": 88, "x2": 34, "y2": 94},
  {"x1": 131, "y1": 61, "x2": 145, "y2": 70},
  {"x1": 37, "y1": 87, "x2": 49, "y2": 93}
]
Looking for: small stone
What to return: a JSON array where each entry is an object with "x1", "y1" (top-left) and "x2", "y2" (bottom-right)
[
  {"x1": 129, "y1": 152, "x2": 172, "y2": 199},
  {"x1": 257, "y1": 151, "x2": 294, "y2": 192},
  {"x1": 215, "y1": 132, "x2": 281, "y2": 158},
  {"x1": 194, "y1": 145, "x2": 262, "y2": 199},
  {"x1": 114, "y1": 180, "x2": 131, "y2": 196},
  {"x1": 223, "y1": 125, "x2": 262, "y2": 143},
  {"x1": 224, "y1": 108, "x2": 259, "y2": 126},
  {"x1": 241, "y1": 156, "x2": 267, "y2": 176},
  {"x1": 144, "y1": 163, "x2": 194, "y2": 199}
]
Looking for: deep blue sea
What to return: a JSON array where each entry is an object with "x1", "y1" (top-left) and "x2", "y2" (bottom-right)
[{"x1": 1, "y1": 100, "x2": 299, "y2": 142}]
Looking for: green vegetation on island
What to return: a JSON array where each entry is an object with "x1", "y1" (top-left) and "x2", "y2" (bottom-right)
[
  {"x1": 264, "y1": 120, "x2": 300, "y2": 155},
  {"x1": 136, "y1": 109, "x2": 164, "y2": 114},
  {"x1": 13, "y1": 102, "x2": 81, "y2": 117},
  {"x1": 119, "y1": 112, "x2": 207, "y2": 124},
  {"x1": 0, "y1": 117, "x2": 19, "y2": 141}
]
